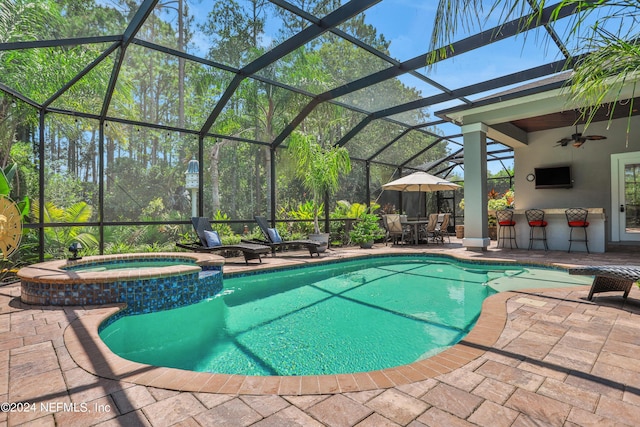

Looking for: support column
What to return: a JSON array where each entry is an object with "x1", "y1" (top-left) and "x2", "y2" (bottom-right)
[{"x1": 462, "y1": 123, "x2": 490, "y2": 251}]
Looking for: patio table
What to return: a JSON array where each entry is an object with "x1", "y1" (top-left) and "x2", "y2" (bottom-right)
[{"x1": 401, "y1": 219, "x2": 430, "y2": 245}]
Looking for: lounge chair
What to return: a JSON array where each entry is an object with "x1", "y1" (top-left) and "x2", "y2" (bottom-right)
[
  {"x1": 176, "y1": 217, "x2": 271, "y2": 264},
  {"x1": 249, "y1": 215, "x2": 322, "y2": 257},
  {"x1": 568, "y1": 265, "x2": 640, "y2": 300}
]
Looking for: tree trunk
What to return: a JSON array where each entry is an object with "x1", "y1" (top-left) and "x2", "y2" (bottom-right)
[
  {"x1": 209, "y1": 142, "x2": 221, "y2": 214},
  {"x1": 106, "y1": 136, "x2": 115, "y2": 192}
]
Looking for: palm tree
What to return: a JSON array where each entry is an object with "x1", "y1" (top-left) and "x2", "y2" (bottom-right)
[
  {"x1": 288, "y1": 132, "x2": 352, "y2": 235},
  {"x1": 428, "y1": 1, "x2": 640, "y2": 133}
]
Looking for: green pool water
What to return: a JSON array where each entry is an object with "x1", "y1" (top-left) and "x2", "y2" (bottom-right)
[{"x1": 99, "y1": 256, "x2": 589, "y2": 376}]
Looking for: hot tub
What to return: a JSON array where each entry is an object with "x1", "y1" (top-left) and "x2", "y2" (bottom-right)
[{"x1": 18, "y1": 252, "x2": 225, "y2": 312}]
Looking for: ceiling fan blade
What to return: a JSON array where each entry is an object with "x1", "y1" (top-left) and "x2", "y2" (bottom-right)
[
  {"x1": 556, "y1": 138, "x2": 572, "y2": 146},
  {"x1": 585, "y1": 135, "x2": 607, "y2": 140}
]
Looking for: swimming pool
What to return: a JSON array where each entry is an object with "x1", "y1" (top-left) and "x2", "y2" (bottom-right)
[{"x1": 99, "y1": 255, "x2": 579, "y2": 376}]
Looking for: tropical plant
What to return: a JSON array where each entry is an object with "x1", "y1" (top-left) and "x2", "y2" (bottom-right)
[
  {"x1": 210, "y1": 209, "x2": 235, "y2": 238},
  {"x1": 332, "y1": 200, "x2": 381, "y2": 219},
  {"x1": 32, "y1": 201, "x2": 98, "y2": 259},
  {"x1": 0, "y1": 163, "x2": 29, "y2": 218},
  {"x1": 285, "y1": 200, "x2": 317, "y2": 235},
  {"x1": 287, "y1": 132, "x2": 352, "y2": 234},
  {"x1": 349, "y1": 212, "x2": 385, "y2": 246},
  {"x1": 428, "y1": 0, "x2": 640, "y2": 135}
]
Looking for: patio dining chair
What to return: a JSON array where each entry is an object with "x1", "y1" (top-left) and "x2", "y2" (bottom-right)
[
  {"x1": 382, "y1": 214, "x2": 410, "y2": 245},
  {"x1": 424, "y1": 213, "x2": 450, "y2": 244}
]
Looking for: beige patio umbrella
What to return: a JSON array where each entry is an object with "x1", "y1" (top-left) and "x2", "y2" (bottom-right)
[
  {"x1": 382, "y1": 171, "x2": 461, "y2": 219},
  {"x1": 382, "y1": 171, "x2": 461, "y2": 192}
]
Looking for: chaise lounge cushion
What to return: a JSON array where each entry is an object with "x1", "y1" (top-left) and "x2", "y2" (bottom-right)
[
  {"x1": 204, "y1": 230, "x2": 222, "y2": 247},
  {"x1": 267, "y1": 227, "x2": 282, "y2": 243},
  {"x1": 568, "y1": 220, "x2": 589, "y2": 227}
]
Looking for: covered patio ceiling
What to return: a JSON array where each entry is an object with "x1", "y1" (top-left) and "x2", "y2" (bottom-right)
[
  {"x1": 511, "y1": 98, "x2": 640, "y2": 133},
  {"x1": 1, "y1": 0, "x2": 631, "y2": 177}
]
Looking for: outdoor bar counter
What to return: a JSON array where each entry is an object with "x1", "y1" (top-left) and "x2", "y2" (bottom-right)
[{"x1": 500, "y1": 208, "x2": 606, "y2": 253}]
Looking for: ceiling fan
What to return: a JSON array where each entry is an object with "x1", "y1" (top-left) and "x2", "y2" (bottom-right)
[{"x1": 555, "y1": 124, "x2": 607, "y2": 148}]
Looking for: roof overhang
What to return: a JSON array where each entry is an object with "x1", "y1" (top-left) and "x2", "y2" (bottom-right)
[{"x1": 436, "y1": 76, "x2": 640, "y2": 149}]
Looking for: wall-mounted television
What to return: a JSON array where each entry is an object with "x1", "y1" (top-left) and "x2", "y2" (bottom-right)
[{"x1": 534, "y1": 165, "x2": 572, "y2": 189}]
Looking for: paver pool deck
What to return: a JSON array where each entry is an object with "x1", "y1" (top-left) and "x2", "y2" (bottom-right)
[{"x1": 2, "y1": 241, "x2": 640, "y2": 426}]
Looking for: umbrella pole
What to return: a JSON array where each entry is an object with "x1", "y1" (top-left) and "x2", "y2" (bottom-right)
[{"x1": 418, "y1": 185, "x2": 422, "y2": 220}]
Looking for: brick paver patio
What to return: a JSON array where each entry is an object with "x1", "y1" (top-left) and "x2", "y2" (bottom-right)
[{"x1": 2, "y1": 242, "x2": 640, "y2": 426}]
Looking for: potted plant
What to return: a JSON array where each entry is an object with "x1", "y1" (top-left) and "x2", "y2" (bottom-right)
[
  {"x1": 349, "y1": 212, "x2": 385, "y2": 248},
  {"x1": 288, "y1": 132, "x2": 351, "y2": 251}
]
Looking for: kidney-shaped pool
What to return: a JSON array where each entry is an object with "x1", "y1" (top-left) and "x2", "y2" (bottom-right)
[{"x1": 99, "y1": 255, "x2": 586, "y2": 376}]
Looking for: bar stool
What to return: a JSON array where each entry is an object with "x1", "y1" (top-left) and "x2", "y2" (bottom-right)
[
  {"x1": 566, "y1": 208, "x2": 589, "y2": 253},
  {"x1": 525, "y1": 209, "x2": 548, "y2": 251},
  {"x1": 496, "y1": 210, "x2": 517, "y2": 248}
]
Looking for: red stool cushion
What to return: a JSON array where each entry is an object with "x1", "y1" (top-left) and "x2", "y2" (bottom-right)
[
  {"x1": 528, "y1": 220, "x2": 548, "y2": 227},
  {"x1": 568, "y1": 220, "x2": 589, "y2": 227},
  {"x1": 499, "y1": 220, "x2": 516, "y2": 226}
]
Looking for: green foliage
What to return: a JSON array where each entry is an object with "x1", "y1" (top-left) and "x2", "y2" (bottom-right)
[
  {"x1": 487, "y1": 198, "x2": 509, "y2": 211},
  {"x1": 138, "y1": 242, "x2": 175, "y2": 252},
  {"x1": 32, "y1": 200, "x2": 98, "y2": 259},
  {"x1": 459, "y1": 188, "x2": 514, "y2": 209},
  {"x1": 0, "y1": 163, "x2": 29, "y2": 219},
  {"x1": 287, "y1": 200, "x2": 316, "y2": 220},
  {"x1": 103, "y1": 242, "x2": 135, "y2": 256},
  {"x1": 284, "y1": 201, "x2": 317, "y2": 234},
  {"x1": 288, "y1": 132, "x2": 352, "y2": 234},
  {"x1": 328, "y1": 200, "x2": 383, "y2": 244},
  {"x1": 141, "y1": 198, "x2": 165, "y2": 219},
  {"x1": 349, "y1": 213, "x2": 385, "y2": 245},
  {"x1": 220, "y1": 233, "x2": 242, "y2": 245},
  {"x1": 332, "y1": 200, "x2": 380, "y2": 219},
  {"x1": 210, "y1": 210, "x2": 235, "y2": 238}
]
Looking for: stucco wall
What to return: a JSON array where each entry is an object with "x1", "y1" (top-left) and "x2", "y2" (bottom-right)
[{"x1": 513, "y1": 114, "x2": 640, "y2": 241}]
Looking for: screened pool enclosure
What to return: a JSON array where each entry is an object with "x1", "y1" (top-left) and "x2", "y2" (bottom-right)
[{"x1": 1, "y1": 0, "x2": 599, "y2": 261}]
